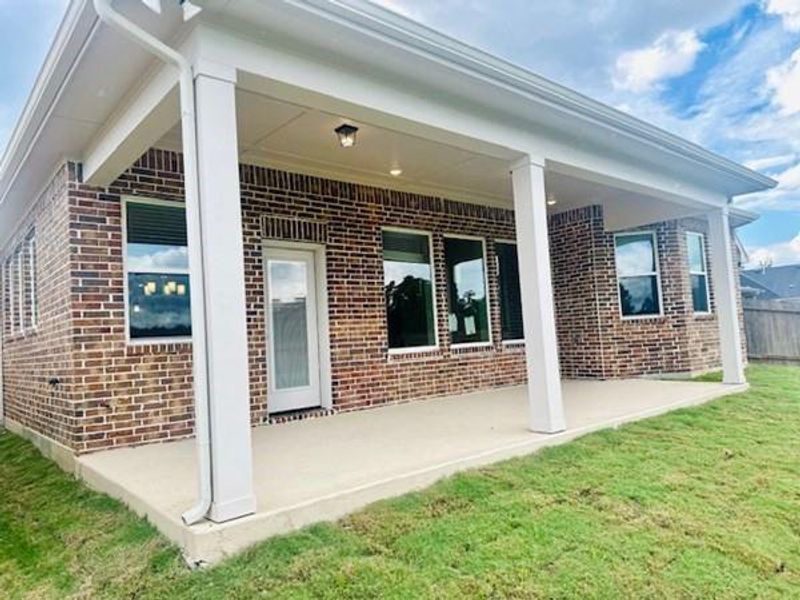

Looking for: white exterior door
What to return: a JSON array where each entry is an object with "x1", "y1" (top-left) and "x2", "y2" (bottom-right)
[{"x1": 264, "y1": 247, "x2": 321, "y2": 412}]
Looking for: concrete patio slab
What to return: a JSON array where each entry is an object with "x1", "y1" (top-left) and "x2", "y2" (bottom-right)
[{"x1": 76, "y1": 379, "x2": 746, "y2": 564}]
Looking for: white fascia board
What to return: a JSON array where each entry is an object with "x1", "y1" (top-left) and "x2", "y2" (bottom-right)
[
  {"x1": 82, "y1": 61, "x2": 180, "y2": 186},
  {"x1": 196, "y1": 26, "x2": 729, "y2": 208}
]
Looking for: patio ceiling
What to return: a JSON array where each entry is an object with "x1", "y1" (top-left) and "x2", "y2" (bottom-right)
[{"x1": 155, "y1": 88, "x2": 705, "y2": 230}]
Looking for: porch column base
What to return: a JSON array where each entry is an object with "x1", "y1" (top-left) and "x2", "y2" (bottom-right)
[
  {"x1": 511, "y1": 156, "x2": 567, "y2": 434},
  {"x1": 208, "y1": 494, "x2": 257, "y2": 523}
]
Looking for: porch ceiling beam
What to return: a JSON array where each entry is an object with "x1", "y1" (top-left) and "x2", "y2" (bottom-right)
[
  {"x1": 600, "y1": 200, "x2": 713, "y2": 232},
  {"x1": 81, "y1": 61, "x2": 179, "y2": 186}
]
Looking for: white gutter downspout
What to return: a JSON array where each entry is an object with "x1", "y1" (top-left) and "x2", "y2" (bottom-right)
[{"x1": 92, "y1": 0, "x2": 213, "y2": 525}]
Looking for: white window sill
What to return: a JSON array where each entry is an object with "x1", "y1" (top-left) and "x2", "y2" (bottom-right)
[
  {"x1": 126, "y1": 336, "x2": 193, "y2": 347},
  {"x1": 450, "y1": 341, "x2": 493, "y2": 350},
  {"x1": 387, "y1": 345, "x2": 440, "y2": 356},
  {"x1": 620, "y1": 314, "x2": 664, "y2": 322}
]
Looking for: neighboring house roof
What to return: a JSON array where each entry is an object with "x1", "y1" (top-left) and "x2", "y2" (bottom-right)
[
  {"x1": 741, "y1": 265, "x2": 800, "y2": 300},
  {"x1": 0, "y1": 0, "x2": 776, "y2": 246}
]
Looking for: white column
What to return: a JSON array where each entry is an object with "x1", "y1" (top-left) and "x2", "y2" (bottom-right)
[
  {"x1": 194, "y1": 64, "x2": 256, "y2": 521},
  {"x1": 511, "y1": 156, "x2": 566, "y2": 433},
  {"x1": 707, "y1": 206, "x2": 746, "y2": 385}
]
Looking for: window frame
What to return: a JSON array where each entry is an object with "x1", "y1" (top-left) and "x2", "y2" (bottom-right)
[
  {"x1": 16, "y1": 245, "x2": 24, "y2": 334},
  {"x1": 443, "y1": 233, "x2": 493, "y2": 348},
  {"x1": 26, "y1": 231, "x2": 37, "y2": 330},
  {"x1": 381, "y1": 227, "x2": 440, "y2": 355},
  {"x1": 686, "y1": 231, "x2": 712, "y2": 315},
  {"x1": 122, "y1": 196, "x2": 192, "y2": 345},
  {"x1": 3, "y1": 256, "x2": 12, "y2": 336},
  {"x1": 613, "y1": 230, "x2": 664, "y2": 320},
  {"x1": 495, "y1": 238, "x2": 525, "y2": 344}
]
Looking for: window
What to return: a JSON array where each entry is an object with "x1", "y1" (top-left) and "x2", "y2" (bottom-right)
[
  {"x1": 2, "y1": 229, "x2": 37, "y2": 334},
  {"x1": 496, "y1": 241, "x2": 523, "y2": 341},
  {"x1": 382, "y1": 230, "x2": 436, "y2": 350},
  {"x1": 3, "y1": 255, "x2": 14, "y2": 335},
  {"x1": 686, "y1": 232, "x2": 710, "y2": 314},
  {"x1": 16, "y1": 245, "x2": 23, "y2": 331},
  {"x1": 615, "y1": 232, "x2": 662, "y2": 318},
  {"x1": 125, "y1": 199, "x2": 191, "y2": 340},
  {"x1": 25, "y1": 232, "x2": 37, "y2": 329},
  {"x1": 444, "y1": 236, "x2": 490, "y2": 345}
]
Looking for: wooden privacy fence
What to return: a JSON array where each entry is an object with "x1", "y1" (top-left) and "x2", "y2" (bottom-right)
[{"x1": 743, "y1": 299, "x2": 800, "y2": 361}]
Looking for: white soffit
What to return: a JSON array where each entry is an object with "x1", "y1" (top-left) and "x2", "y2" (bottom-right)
[
  {"x1": 157, "y1": 89, "x2": 515, "y2": 206},
  {"x1": 156, "y1": 87, "x2": 696, "y2": 225}
]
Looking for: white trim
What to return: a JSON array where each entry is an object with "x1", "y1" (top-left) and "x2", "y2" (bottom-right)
[
  {"x1": 686, "y1": 231, "x2": 712, "y2": 316},
  {"x1": 27, "y1": 233, "x2": 37, "y2": 329},
  {"x1": 261, "y1": 239, "x2": 332, "y2": 411},
  {"x1": 387, "y1": 345, "x2": 440, "y2": 356},
  {"x1": 121, "y1": 196, "x2": 191, "y2": 345},
  {"x1": 264, "y1": 247, "x2": 320, "y2": 412},
  {"x1": 494, "y1": 239, "x2": 525, "y2": 343},
  {"x1": 381, "y1": 227, "x2": 440, "y2": 352},
  {"x1": 16, "y1": 246, "x2": 24, "y2": 334},
  {"x1": 613, "y1": 230, "x2": 664, "y2": 320},
  {"x1": 5, "y1": 255, "x2": 14, "y2": 337},
  {"x1": 442, "y1": 233, "x2": 493, "y2": 347},
  {"x1": 451, "y1": 341, "x2": 493, "y2": 350}
]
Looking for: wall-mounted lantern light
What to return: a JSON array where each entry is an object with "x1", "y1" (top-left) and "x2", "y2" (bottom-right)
[{"x1": 335, "y1": 124, "x2": 359, "y2": 148}]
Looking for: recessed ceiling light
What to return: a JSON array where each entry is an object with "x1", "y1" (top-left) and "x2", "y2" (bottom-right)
[
  {"x1": 546, "y1": 193, "x2": 557, "y2": 206},
  {"x1": 389, "y1": 168, "x2": 403, "y2": 177}
]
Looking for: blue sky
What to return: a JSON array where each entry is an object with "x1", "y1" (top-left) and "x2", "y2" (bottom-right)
[{"x1": 2, "y1": 0, "x2": 800, "y2": 266}]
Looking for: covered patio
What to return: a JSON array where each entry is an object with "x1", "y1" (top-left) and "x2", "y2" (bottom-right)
[
  {"x1": 77, "y1": 378, "x2": 745, "y2": 564},
  {"x1": 6, "y1": 0, "x2": 761, "y2": 568}
]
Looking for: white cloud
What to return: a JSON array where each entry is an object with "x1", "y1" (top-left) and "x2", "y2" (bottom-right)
[
  {"x1": 612, "y1": 30, "x2": 706, "y2": 93},
  {"x1": 747, "y1": 231, "x2": 800, "y2": 266},
  {"x1": 363, "y1": 0, "x2": 747, "y2": 95},
  {"x1": 764, "y1": 0, "x2": 800, "y2": 31},
  {"x1": 744, "y1": 153, "x2": 797, "y2": 170},
  {"x1": 767, "y1": 48, "x2": 800, "y2": 115},
  {"x1": 127, "y1": 247, "x2": 188, "y2": 272}
]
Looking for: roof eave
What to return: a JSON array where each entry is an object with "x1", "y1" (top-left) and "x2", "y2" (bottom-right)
[
  {"x1": 280, "y1": 0, "x2": 777, "y2": 194},
  {"x1": 0, "y1": 1, "x2": 92, "y2": 189}
]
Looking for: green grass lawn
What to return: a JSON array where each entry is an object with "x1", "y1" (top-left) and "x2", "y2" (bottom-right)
[{"x1": 2, "y1": 364, "x2": 799, "y2": 599}]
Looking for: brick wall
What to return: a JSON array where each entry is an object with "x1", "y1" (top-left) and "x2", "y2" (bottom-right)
[
  {"x1": 548, "y1": 206, "x2": 742, "y2": 379},
  {"x1": 68, "y1": 151, "x2": 194, "y2": 452},
  {"x1": 1, "y1": 149, "x2": 742, "y2": 453},
  {"x1": 238, "y1": 164, "x2": 527, "y2": 422},
  {"x1": 2, "y1": 164, "x2": 76, "y2": 447}
]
